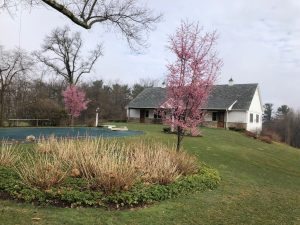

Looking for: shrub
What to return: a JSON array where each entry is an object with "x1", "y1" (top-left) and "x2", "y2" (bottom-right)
[
  {"x1": 244, "y1": 131, "x2": 257, "y2": 139},
  {"x1": 229, "y1": 127, "x2": 245, "y2": 132},
  {"x1": 0, "y1": 143, "x2": 19, "y2": 167},
  {"x1": 86, "y1": 118, "x2": 96, "y2": 127},
  {"x1": 163, "y1": 127, "x2": 171, "y2": 133},
  {"x1": 258, "y1": 136, "x2": 272, "y2": 144},
  {"x1": 261, "y1": 129, "x2": 282, "y2": 142},
  {"x1": 15, "y1": 153, "x2": 69, "y2": 190}
]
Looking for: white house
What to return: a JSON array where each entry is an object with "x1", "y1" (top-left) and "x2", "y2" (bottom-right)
[{"x1": 126, "y1": 80, "x2": 263, "y2": 133}]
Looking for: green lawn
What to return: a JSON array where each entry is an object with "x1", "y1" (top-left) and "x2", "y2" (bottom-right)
[{"x1": 1, "y1": 123, "x2": 300, "y2": 225}]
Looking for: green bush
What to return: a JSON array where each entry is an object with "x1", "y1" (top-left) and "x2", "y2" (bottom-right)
[{"x1": 163, "y1": 127, "x2": 171, "y2": 133}]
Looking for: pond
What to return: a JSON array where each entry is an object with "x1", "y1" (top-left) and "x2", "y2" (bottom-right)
[{"x1": 0, "y1": 127, "x2": 143, "y2": 141}]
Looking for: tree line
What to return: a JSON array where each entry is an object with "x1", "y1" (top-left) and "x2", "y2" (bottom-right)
[
  {"x1": 0, "y1": 24, "x2": 160, "y2": 126},
  {"x1": 0, "y1": 75, "x2": 158, "y2": 126},
  {"x1": 263, "y1": 103, "x2": 300, "y2": 148},
  {"x1": 0, "y1": 0, "x2": 161, "y2": 126}
]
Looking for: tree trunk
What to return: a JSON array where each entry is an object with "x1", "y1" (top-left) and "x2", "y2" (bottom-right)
[
  {"x1": 176, "y1": 126, "x2": 183, "y2": 151},
  {"x1": 70, "y1": 115, "x2": 74, "y2": 126}
]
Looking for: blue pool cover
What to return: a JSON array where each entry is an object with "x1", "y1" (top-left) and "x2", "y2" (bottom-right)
[{"x1": 0, "y1": 127, "x2": 143, "y2": 141}]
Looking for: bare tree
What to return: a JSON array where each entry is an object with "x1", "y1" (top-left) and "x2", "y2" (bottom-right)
[
  {"x1": 1, "y1": 0, "x2": 162, "y2": 49},
  {"x1": 0, "y1": 47, "x2": 33, "y2": 126},
  {"x1": 0, "y1": 0, "x2": 10, "y2": 9},
  {"x1": 35, "y1": 26, "x2": 102, "y2": 85}
]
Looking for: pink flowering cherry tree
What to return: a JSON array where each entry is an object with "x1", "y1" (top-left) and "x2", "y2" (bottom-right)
[
  {"x1": 62, "y1": 85, "x2": 89, "y2": 126},
  {"x1": 161, "y1": 21, "x2": 222, "y2": 151}
]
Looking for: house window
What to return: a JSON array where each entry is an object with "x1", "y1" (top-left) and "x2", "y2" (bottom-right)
[
  {"x1": 145, "y1": 110, "x2": 149, "y2": 118},
  {"x1": 250, "y1": 113, "x2": 253, "y2": 123},
  {"x1": 212, "y1": 112, "x2": 217, "y2": 121},
  {"x1": 256, "y1": 114, "x2": 259, "y2": 123}
]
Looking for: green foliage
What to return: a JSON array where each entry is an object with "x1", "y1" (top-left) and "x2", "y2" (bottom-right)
[
  {"x1": 0, "y1": 163, "x2": 220, "y2": 208},
  {"x1": 163, "y1": 127, "x2": 171, "y2": 133},
  {"x1": 263, "y1": 103, "x2": 274, "y2": 122},
  {"x1": 276, "y1": 105, "x2": 290, "y2": 118},
  {"x1": 105, "y1": 166, "x2": 220, "y2": 206}
]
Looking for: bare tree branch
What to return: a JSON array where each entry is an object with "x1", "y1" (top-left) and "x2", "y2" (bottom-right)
[
  {"x1": 1, "y1": 0, "x2": 162, "y2": 50},
  {"x1": 0, "y1": 47, "x2": 33, "y2": 126},
  {"x1": 35, "y1": 26, "x2": 103, "y2": 85}
]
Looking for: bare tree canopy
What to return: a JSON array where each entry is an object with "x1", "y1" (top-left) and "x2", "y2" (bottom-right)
[
  {"x1": 1, "y1": 0, "x2": 162, "y2": 49},
  {"x1": 35, "y1": 26, "x2": 102, "y2": 85},
  {"x1": 0, "y1": 46, "x2": 33, "y2": 126}
]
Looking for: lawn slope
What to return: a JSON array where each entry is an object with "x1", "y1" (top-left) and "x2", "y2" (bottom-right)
[{"x1": 0, "y1": 123, "x2": 300, "y2": 225}]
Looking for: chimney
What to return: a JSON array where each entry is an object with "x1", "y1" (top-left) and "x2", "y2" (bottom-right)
[{"x1": 228, "y1": 78, "x2": 234, "y2": 86}]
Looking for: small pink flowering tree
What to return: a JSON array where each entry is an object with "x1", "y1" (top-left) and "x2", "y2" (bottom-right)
[
  {"x1": 62, "y1": 85, "x2": 89, "y2": 126},
  {"x1": 162, "y1": 21, "x2": 222, "y2": 151}
]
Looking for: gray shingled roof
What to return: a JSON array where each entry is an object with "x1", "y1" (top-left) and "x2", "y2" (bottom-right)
[
  {"x1": 128, "y1": 84, "x2": 258, "y2": 110},
  {"x1": 205, "y1": 83, "x2": 258, "y2": 110},
  {"x1": 128, "y1": 87, "x2": 167, "y2": 108}
]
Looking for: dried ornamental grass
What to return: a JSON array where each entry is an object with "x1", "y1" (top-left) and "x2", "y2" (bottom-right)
[
  {"x1": 72, "y1": 140, "x2": 137, "y2": 192},
  {"x1": 0, "y1": 143, "x2": 19, "y2": 167},
  {"x1": 171, "y1": 151, "x2": 199, "y2": 175},
  {"x1": 90, "y1": 155, "x2": 137, "y2": 193},
  {"x1": 16, "y1": 153, "x2": 69, "y2": 190},
  {"x1": 131, "y1": 142, "x2": 180, "y2": 184},
  {"x1": 31, "y1": 137, "x2": 200, "y2": 192}
]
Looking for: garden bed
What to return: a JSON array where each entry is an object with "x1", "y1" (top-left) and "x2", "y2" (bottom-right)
[{"x1": 0, "y1": 137, "x2": 220, "y2": 209}]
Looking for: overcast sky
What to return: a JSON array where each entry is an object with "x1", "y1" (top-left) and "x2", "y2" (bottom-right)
[{"x1": 0, "y1": 0, "x2": 300, "y2": 109}]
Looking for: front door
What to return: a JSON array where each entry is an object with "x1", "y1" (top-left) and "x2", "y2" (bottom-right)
[
  {"x1": 140, "y1": 109, "x2": 145, "y2": 123},
  {"x1": 217, "y1": 112, "x2": 225, "y2": 128}
]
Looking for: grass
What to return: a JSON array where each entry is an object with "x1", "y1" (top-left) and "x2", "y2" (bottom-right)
[{"x1": 1, "y1": 123, "x2": 300, "y2": 225}]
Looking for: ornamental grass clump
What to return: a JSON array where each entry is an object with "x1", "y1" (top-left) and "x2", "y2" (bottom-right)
[
  {"x1": 88, "y1": 153, "x2": 137, "y2": 193},
  {"x1": 171, "y1": 151, "x2": 199, "y2": 175},
  {"x1": 16, "y1": 153, "x2": 69, "y2": 190},
  {"x1": 130, "y1": 141, "x2": 180, "y2": 184},
  {"x1": 36, "y1": 136, "x2": 59, "y2": 153},
  {"x1": 72, "y1": 139, "x2": 137, "y2": 192},
  {"x1": 0, "y1": 143, "x2": 19, "y2": 167},
  {"x1": 30, "y1": 137, "x2": 200, "y2": 192}
]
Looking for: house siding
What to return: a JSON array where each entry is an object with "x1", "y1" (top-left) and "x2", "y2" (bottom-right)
[
  {"x1": 127, "y1": 108, "x2": 157, "y2": 123},
  {"x1": 126, "y1": 84, "x2": 263, "y2": 132},
  {"x1": 225, "y1": 111, "x2": 247, "y2": 129},
  {"x1": 227, "y1": 111, "x2": 247, "y2": 123},
  {"x1": 127, "y1": 109, "x2": 140, "y2": 118},
  {"x1": 246, "y1": 88, "x2": 263, "y2": 133}
]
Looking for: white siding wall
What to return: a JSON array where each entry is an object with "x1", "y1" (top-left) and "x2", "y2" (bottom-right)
[
  {"x1": 227, "y1": 111, "x2": 247, "y2": 123},
  {"x1": 247, "y1": 88, "x2": 263, "y2": 133},
  {"x1": 127, "y1": 109, "x2": 140, "y2": 118},
  {"x1": 127, "y1": 109, "x2": 155, "y2": 119}
]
